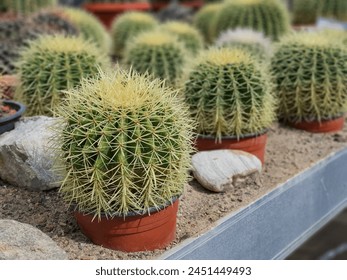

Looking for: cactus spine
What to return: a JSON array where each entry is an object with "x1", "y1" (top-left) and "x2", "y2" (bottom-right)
[
  {"x1": 124, "y1": 30, "x2": 188, "y2": 86},
  {"x1": 161, "y1": 21, "x2": 203, "y2": 55},
  {"x1": 56, "y1": 69, "x2": 194, "y2": 218},
  {"x1": 184, "y1": 48, "x2": 275, "y2": 141},
  {"x1": 111, "y1": 12, "x2": 158, "y2": 57},
  {"x1": 271, "y1": 32, "x2": 347, "y2": 123},
  {"x1": 213, "y1": 0, "x2": 290, "y2": 41},
  {"x1": 16, "y1": 35, "x2": 110, "y2": 116}
]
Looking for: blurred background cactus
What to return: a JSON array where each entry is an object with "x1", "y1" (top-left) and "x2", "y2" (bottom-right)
[
  {"x1": 124, "y1": 30, "x2": 188, "y2": 86},
  {"x1": 215, "y1": 28, "x2": 273, "y2": 61},
  {"x1": 56, "y1": 69, "x2": 194, "y2": 218},
  {"x1": 15, "y1": 35, "x2": 109, "y2": 116},
  {"x1": 1, "y1": 0, "x2": 57, "y2": 14},
  {"x1": 292, "y1": 0, "x2": 320, "y2": 26},
  {"x1": 161, "y1": 21, "x2": 203, "y2": 55},
  {"x1": 271, "y1": 32, "x2": 347, "y2": 123},
  {"x1": 111, "y1": 12, "x2": 158, "y2": 57},
  {"x1": 213, "y1": 0, "x2": 290, "y2": 41},
  {"x1": 184, "y1": 47, "x2": 275, "y2": 141},
  {"x1": 193, "y1": 3, "x2": 222, "y2": 44},
  {"x1": 319, "y1": 0, "x2": 347, "y2": 22}
]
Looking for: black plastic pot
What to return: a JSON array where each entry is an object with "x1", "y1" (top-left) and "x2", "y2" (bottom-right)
[{"x1": 0, "y1": 100, "x2": 26, "y2": 135}]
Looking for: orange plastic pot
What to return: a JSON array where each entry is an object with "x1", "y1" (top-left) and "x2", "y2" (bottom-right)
[
  {"x1": 83, "y1": 3, "x2": 151, "y2": 29},
  {"x1": 74, "y1": 199, "x2": 179, "y2": 252},
  {"x1": 287, "y1": 116, "x2": 344, "y2": 133},
  {"x1": 195, "y1": 133, "x2": 267, "y2": 164}
]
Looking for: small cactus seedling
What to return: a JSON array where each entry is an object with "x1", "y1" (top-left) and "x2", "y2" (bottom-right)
[
  {"x1": 15, "y1": 35, "x2": 110, "y2": 116},
  {"x1": 319, "y1": 0, "x2": 347, "y2": 21},
  {"x1": 184, "y1": 47, "x2": 276, "y2": 141},
  {"x1": 111, "y1": 12, "x2": 158, "y2": 57},
  {"x1": 271, "y1": 32, "x2": 347, "y2": 123},
  {"x1": 124, "y1": 30, "x2": 188, "y2": 86},
  {"x1": 292, "y1": 0, "x2": 320, "y2": 25},
  {"x1": 215, "y1": 28, "x2": 273, "y2": 60},
  {"x1": 161, "y1": 21, "x2": 203, "y2": 55},
  {"x1": 2, "y1": 0, "x2": 57, "y2": 14},
  {"x1": 213, "y1": 0, "x2": 290, "y2": 41},
  {"x1": 62, "y1": 8, "x2": 110, "y2": 53},
  {"x1": 55, "y1": 69, "x2": 194, "y2": 218},
  {"x1": 193, "y1": 3, "x2": 223, "y2": 44}
]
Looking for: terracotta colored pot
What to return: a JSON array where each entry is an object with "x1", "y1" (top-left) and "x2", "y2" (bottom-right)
[
  {"x1": 74, "y1": 199, "x2": 179, "y2": 252},
  {"x1": 83, "y1": 3, "x2": 151, "y2": 28},
  {"x1": 195, "y1": 133, "x2": 267, "y2": 164},
  {"x1": 287, "y1": 116, "x2": 345, "y2": 133},
  {"x1": 151, "y1": 0, "x2": 204, "y2": 11}
]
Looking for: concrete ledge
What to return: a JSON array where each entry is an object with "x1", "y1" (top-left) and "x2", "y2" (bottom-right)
[{"x1": 161, "y1": 148, "x2": 347, "y2": 260}]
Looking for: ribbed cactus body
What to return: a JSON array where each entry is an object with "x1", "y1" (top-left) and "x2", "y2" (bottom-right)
[
  {"x1": 214, "y1": 0, "x2": 290, "y2": 41},
  {"x1": 111, "y1": 12, "x2": 158, "y2": 57},
  {"x1": 124, "y1": 30, "x2": 188, "y2": 86},
  {"x1": 161, "y1": 21, "x2": 203, "y2": 55},
  {"x1": 319, "y1": 0, "x2": 347, "y2": 21},
  {"x1": 292, "y1": 0, "x2": 320, "y2": 25},
  {"x1": 271, "y1": 33, "x2": 347, "y2": 122},
  {"x1": 193, "y1": 3, "x2": 222, "y2": 44},
  {"x1": 2, "y1": 0, "x2": 57, "y2": 14},
  {"x1": 184, "y1": 48, "x2": 275, "y2": 140},
  {"x1": 56, "y1": 70, "x2": 194, "y2": 218},
  {"x1": 16, "y1": 35, "x2": 109, "y2": 116},
  {"x1": 215, "y1": 28, "x2": 272, "y2": 60},
  {"x1": 63, "y1": 8, "x2": 110, "y2": 53}
]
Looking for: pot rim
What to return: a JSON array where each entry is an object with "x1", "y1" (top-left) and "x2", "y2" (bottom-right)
[
  {"x1": 284, "y1": 114, "x2": 345, "y2": 124},
  {"x1": 197, "y1": 129, "x2": 268, "y2": 141},
  {"x1": 0, "y1": 100, "x2": 26, "y2": 124},
  {"x1": 72, "y1": 195, "x2": 181, "y2": 218}
]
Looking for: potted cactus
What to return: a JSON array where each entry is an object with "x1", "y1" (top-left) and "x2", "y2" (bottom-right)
[
  {"x1": 0, "y1": 0, "x2": 57, "y2": 15},
  {"x1": 110, "y1": 11, "x2": 158, "y2": 57},
  {"x1": 271, "y1": 32, "x2": 347, "y2": 133},
  {"x1": 123, "y1": 29, "x2": 188, "y2": 86},
  {"x1": 213, "y1": 0, "x2": 290, "y2": 41},
  {"x1": 319, "y1": 0, "x2": 347, "y2": 22},
  {"x1": 291, "y1": 0, "x2": 320, "y2": 28},
  {"x1": 184, "y1": 48, "x2": 276, "y2": 164},
  {"x1": 161, "y1": 21, "x2": 203, "y2": 55},
  {"x1": 55, "y1": 69, "x2": 194, "y2": 252},
  {"x1": 15, "y1": 34, "x2": 110, "y2": 117},
  {"x1": 215, "y1": 28, "x2": 273, "y2": 61},
  {"x1": 83, "y1": 0, "x2": 151, "y2": 29}
]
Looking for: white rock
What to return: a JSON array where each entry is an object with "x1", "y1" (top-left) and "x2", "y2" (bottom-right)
[
  {"x1": 0, "y1": 220, "x2": 68, "y2": 260},
  {"x1": 192, "y1": 149, "x2": 262, "y2": 192},
  {"x1": 0, "y1": 116, "x2": 62, "y2": 191}
]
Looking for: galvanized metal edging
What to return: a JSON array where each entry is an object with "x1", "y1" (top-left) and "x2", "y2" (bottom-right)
[{"x1": 161, "y1": 148, "x2": 347, "y2": 260}]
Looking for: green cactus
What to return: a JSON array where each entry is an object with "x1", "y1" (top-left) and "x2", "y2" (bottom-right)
[
  {"x1": 55, "y1": 69, "x2": 194, "y2": 218},
  {"x1": 215, "y1": 28, "x2": 273, "y2": 61},
  {"x1": 213, "y1": 0, "x2": 290, "y2": 41},
  {"x1": 319, "y1": 0, "x2": 347, "y2": 21},
  {"x1": 111, "y1": 12, "x2": 158, "y2": 57},
  {"x1": 161, "y1": 21, "x2": 203, "y2": 55},
  {"x1": 292, "y1": 0, "x2": 320, "y2": 25},
  {"x1": 184, "y1": 47, "x2": 275, "y2": 141},
  {"x1": 2, "y1": 0, "x2": 57, "y2": 14},
  {"x1": 124, "y1": 30, "x2": 188, "y2": 86},
  {"x1": 193, "y1": 3, "x2": 223, "y2": 44},
  {"x1": 15, "y1": 35, "x2": 110, "y2": 117},
  {"x1": 62, "y1": 8, "x2": 110, "y2": 53},
  {"x1": 271, "y1": 32, "x2": 347, "y2": 123}
]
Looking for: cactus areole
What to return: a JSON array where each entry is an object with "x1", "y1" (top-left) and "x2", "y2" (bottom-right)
[{"x1": 56, "y1": 69, "x2": 194, "y2": 252}]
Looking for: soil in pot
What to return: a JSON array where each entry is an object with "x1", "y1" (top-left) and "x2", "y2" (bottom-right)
[
  {"x1": 287, "y1": 116, "x2": 344, "y2": 133},
  {"x1": 74, "y1": 199, "x2": 179, "y2": 252},
  {"x1": 195, "y1": 133, "x2": 267, "y2": 164}
]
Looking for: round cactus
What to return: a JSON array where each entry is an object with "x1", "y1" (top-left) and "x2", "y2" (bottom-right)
[
  {"x1": 124, "y1": 30, "x2": 188, "y2": 86},
  {"x1": 292, "y1": 0, "x2": 320, "y2": 25},
  {"x1": 55, "y1": 69, "x2": 194, "y2": 218},
  {"x1": 271, "y1": 32, "x2": 347, "y2": 123},
  {"x1": 184, "y1": 47, "x2": 276, "y2": 140},
  {"x1": 62, "y1": 8, "x2": 110, "y2": 53},
  {"x1": 161, "y1": 21, "x2": 203, "y2": 55},
  {"x1": 111, "y1": 12, "x2": 158, "y2": 57},
  {"x1": 215, "y1": 28, "x2": 273, "y2": 60},
  {"x1": 15, "y1": 35, "x2": 110, "y2": 116},
  {"x1": 193, "y1": 3, "x2": 223, "y2": 44},
  {"x1": 2, "y1": 0, "x2": 57, "y2": 14},
  {"x1": 213, "y1": 0, "x2": 290, "y2": 41},
  {"x1": 319, "y1": 0, "x2": 347, "y2": 21}
]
